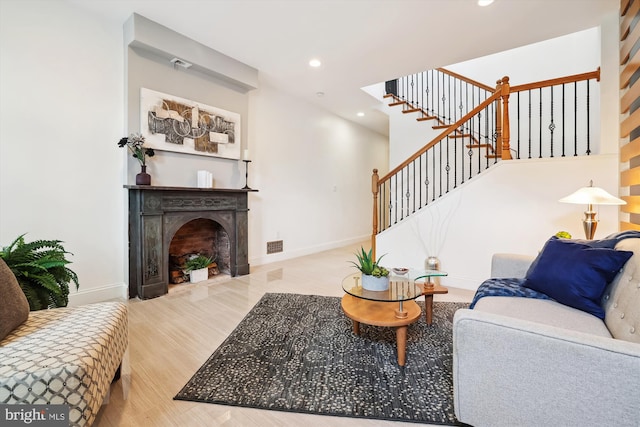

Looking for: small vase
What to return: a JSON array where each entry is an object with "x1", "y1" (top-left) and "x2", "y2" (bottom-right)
[{"x1": 136, "y1": 165, "x2": 151, "y2": 185}]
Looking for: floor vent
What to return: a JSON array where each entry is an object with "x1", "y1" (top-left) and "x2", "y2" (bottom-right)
[{"x1": 267, "y1": 240, "x2": 283, "y2": 254}]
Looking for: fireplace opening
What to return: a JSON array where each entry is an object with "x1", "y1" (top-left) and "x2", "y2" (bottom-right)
[{"x1": 168, "y1": 218, "x2": 231, "y2": 284}]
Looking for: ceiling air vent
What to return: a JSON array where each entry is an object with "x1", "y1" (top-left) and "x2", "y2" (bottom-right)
[{"x1": 170, "y1": 57, "x2": 192, "y2": 69}]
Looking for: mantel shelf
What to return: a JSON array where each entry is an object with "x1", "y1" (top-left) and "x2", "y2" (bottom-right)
[{"x1": 124, "y1": 185, "x2": 258, "y2": 193}]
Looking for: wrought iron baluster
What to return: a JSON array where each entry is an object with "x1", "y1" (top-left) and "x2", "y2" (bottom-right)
[
  {"x1": 561, "y1": 84, "x2": 566, "y2": 157},
  {"x1": 420, "y1": 73, "x2": 426, "y2": 117},
  {"x1": 432, "y1": 147, "x2": 436, "y2": 201},
  {"x1": 517, "y1": 91, "x2": 521, "y2": 159},
  {"x1": 445, "y1": 136, "x2": 450, "y2": 193},
  {"x1": 454, "y1": 131, "x2": 458, "y2": 189},
  {"x1": 549, "y1": 86, "x2": 555, "y2": 157},
  {"x1": 447, "y1": 75, "x2": 451, "y2": 123},
  {"x1": 539, "y1": 87, "x2": 542, "y2": 158},
  {"x1": 574, "y1": 81, "x2": 578, "y2": 156},
  {"x1": 586, "y1": 80, "x2": 591, "y2": 155},
  {"x1": 528, "y1": 90, "x2": 532, "y2": 159},
  {"x1": 418, "y1": 154, "x2": 422, "y2": 207},
  {"x1": 393, "y1": 174, "x2": 398, "y2": 224},
  {"x1": 400, "y1": 168, "x2": 404, "y2": 220}
]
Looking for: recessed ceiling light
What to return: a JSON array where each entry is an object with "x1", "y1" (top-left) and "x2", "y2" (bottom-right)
[
  {"x1": 357, "y1": 112, "x2": 365, "y2": 117},
  {"x1": 309, "y1": 59, "x2": 322, "y2": 67},
  {"x1": 316, "y1": 91, "x2": 325, "y2": 97},
  {"x1": 478, "y1": 0, "x2": 494, "y2": 6}
]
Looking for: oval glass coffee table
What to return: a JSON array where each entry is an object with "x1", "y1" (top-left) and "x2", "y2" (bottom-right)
[{"x1": 340, "y1": 270, "x2": 447, "y2": 366}]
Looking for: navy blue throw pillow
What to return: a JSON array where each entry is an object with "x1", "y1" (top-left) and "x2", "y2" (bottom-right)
[{"x1": 524, "y1": 238, "x2": 633, "y2": 318}]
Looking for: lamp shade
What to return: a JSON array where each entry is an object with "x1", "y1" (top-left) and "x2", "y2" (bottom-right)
[{"x1": 558, "y1": 182, "x2": 625, "y2": 206}]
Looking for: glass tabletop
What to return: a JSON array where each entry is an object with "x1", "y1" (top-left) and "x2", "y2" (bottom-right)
[{"x1": 341, "y1": 269, "x2": 448, "y2": 303}]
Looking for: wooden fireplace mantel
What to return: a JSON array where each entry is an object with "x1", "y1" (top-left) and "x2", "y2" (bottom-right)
[
  {"x1": 125, "y1": 185, "x2": 257, "y2": 299},
  {"x1": 124, "y1": 185, "x2": 259, "y2": 193}
]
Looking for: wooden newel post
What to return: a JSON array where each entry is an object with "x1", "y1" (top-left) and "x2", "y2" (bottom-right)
[
  {"x1": 500, "y1": 76, "x2": 512, "y2": 160},
  {"x1": 371, "y1": 169, "x2": 379, "y2": 259},
  {"x1": 495, "y1": 79, "x2": 503, "y2": 158}
]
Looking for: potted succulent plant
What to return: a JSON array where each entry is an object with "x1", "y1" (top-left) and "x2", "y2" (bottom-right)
[
  {"x1": 0, "y1": 234, "x2": 79, "y2": 311},
  {"x1": 350, "y1": 247, "x2": 390, "y2": 291},
  {"x1": 184, "y1": 254, "x2": 213, "y2": 283}
]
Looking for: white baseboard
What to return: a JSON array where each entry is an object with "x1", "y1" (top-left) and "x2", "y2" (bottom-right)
[
  {"x1": 68, "y1": 282, "x2": 128, "y2": 306},
  {"x1": 250, "y1": 235, "x2": 369, "y2": 266}
]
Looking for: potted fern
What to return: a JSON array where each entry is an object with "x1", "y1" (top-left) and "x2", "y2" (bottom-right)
[
  {"x1": 0, "y1": 234, "x2": 79, "y2": 311},
  {"x1": 350, "y1": 247, "x2": 390, "y2": 291},
  {"x1": 184, "y1": 254, "x2": 213, "y2": 283}
]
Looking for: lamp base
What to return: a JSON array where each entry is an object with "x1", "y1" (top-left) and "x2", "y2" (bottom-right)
[{"x1": 583, "y1": 208, "x2": 597, "y2": 240}]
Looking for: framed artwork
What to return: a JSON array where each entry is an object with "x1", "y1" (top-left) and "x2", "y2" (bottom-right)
[{"x1": 140, "y1": 88, "x2": 241, "y2": 159}]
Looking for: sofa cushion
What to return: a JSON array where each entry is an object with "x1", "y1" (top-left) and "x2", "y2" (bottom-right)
[
  {"x1": 524, "y1": 238, "x2": 633, "y2": 319},
  {"x1": 601, "y1": 238, "x2": 640, "y2": 343},
  {"x1": 0, "y1": 258, "x2": 29, "y2": 340},
  {"x1": 474, "y1": 296, "x2": 612, "y2": 337}
]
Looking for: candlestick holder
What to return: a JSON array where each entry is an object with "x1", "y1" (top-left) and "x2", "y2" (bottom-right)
[{"x1": 242, "y1": 159, "x2": 252, "y2": 190}]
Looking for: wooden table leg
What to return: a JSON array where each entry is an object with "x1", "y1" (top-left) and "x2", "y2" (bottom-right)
[
  {"x1": 396, "y1": 325, "x2": 407, "y2": 366},
  {"x1": 424, "y1": 294, "x2": 434, "y2": 325},
  {"x1": 352, "y1": 319, "x2": 360, "y2": 335}
]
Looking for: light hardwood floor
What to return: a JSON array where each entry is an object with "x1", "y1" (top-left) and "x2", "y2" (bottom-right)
[{"x1": 95, "y1": 242, "x2": 475, "y2": 426}]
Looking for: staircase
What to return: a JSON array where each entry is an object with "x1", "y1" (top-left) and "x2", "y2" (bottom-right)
[{"x1": 371, "y1": 68, "x2": 601, "y2": 255}]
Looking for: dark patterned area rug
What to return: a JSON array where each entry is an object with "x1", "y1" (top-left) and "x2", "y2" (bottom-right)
[{"x1": 174, "y1": 293, "x2": 469, "y2": 425}]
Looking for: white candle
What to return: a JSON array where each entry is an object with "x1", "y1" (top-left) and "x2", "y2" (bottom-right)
[{"x1": 243, "y1": 149, "x2": 250, "y2": 160}]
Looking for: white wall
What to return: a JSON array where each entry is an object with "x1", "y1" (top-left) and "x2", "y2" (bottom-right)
[
  {"x1": 0, "y1": 0, "x2": 125, "y2": 303},
  {"x1": 445, "y1": 27, "x2": 600, "y2": 87},
  {"x1": 0, "y1": 0, "x2": 388, "y2": 303},
  {"x1": 376, "y1": 154, "x2": 621, "y2": 290},
  {"x1": 248, "y1": 83, "x2": 388, "y2": 264}
]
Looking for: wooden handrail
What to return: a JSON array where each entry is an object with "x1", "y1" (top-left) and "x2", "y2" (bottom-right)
[
  {"x1": 437, "y1": 67, "x2": 494, "y2": 92},
  {"x1": 510, "y1": 68, "x2": 600, "y2": 93},
  {"x1": 378, "y1": 90, "x2": 502, "y2": 185},
  {"x1": 372, "y1": 68, "x2": 601, "y2": 241}
]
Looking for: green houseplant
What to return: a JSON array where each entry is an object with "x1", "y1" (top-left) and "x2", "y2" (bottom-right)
[
  {"x1": 0, "y1": 234, "x2": 79, "y2": 311},
  {"x1": 350, "y1": 247, "x2": 389, "y2": 291},
  {"x1": 184, "y1": 255, "x2": 213, "y2": 283}
]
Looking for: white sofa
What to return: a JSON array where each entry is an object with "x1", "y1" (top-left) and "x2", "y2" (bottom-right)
[{"x1": 453, "y1": 237, "x2": 640, "y2": 427}]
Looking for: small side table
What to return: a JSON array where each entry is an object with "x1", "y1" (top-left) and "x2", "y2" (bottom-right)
[
  {"x1": 340, "y1": 294, "x2": 421, "y2": 366},
  {"x1": 417, "y1": 282, "x2": 449, "y2": 325}
]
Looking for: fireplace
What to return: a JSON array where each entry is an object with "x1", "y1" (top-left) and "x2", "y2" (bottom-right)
[
  {"x1": 168, "y1": 218, "x2": 229, "y2": 284},
  {"x1": 125, "y1": 185, "x2": 255, "y2": 299}
]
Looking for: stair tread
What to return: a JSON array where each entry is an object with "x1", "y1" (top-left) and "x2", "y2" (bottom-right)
[
  {"x1": 416, "y1": 116, "x2": 437, "y2": 121},
  {"x1": 389, "y1": 101, "x2": 406, "y2": 107},
  {"x1": 449, "y1": 134, "x2": 472, "y2": 138},
  {"x1": 402, "y1": 108, "x2": 421, "y2": 114}
]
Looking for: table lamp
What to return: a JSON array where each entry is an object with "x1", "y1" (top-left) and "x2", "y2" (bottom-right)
[{"x1": 558, "y1": 180, "x2": 626, "y2": 239}]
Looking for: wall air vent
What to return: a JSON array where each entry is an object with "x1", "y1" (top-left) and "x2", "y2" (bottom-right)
[{"x1": 267, "y1": 240, "x2": 283, "y2": 254}]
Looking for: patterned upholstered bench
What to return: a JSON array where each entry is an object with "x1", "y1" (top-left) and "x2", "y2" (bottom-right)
[{"x1": 0, "y1": 301, "x2": 128, "y2": 427}]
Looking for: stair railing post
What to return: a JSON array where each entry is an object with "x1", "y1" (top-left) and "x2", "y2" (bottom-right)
[
  {"x1": 500, "y1": 76, "x2": 513, "y2": 160},
  {"x1": 495, "y1": 79, "x2": 503, "y2": 158},
  {"x1": 372, "y1": 169, "x2": 379, "y2": 259}
]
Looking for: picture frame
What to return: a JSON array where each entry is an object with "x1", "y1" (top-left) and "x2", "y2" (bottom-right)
[{"x1": 140, "y1": 88, "x2": 241, "y2": 159}]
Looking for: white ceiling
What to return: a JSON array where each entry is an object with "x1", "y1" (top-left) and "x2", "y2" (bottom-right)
[{"x1": 69, "y1": 0, "x2": 618, "y2": 136}]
